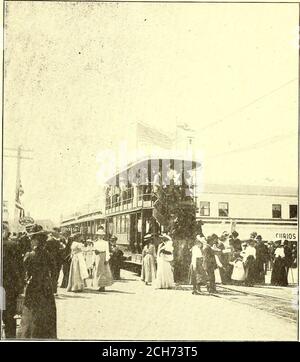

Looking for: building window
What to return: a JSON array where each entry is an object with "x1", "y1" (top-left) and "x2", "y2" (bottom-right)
[
  {"x1": 218, "y1": 202, "x2": 229, "y2": 217},
  {"x1": 272, "y1": 204, "x2": 281, "y2": 219},
  {"x1": 289, "y1": 205, "x2": 297, "y2": 219},
  {"x1": 200, "y1": 201, "x2": 210, "y2": 216}
]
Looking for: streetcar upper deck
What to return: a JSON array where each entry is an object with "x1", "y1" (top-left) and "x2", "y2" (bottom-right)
[{"x1": 104, "y1": 157, "x2": 202, "y2": 216}]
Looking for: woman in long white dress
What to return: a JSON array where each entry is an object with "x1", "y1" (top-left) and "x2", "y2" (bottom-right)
[
  {"x1": 67, "y1": 234, "x2": 89, "y2": 292},
  {"x1": 155, "y1": 234, "x2": 175, "y2": 289},
  {"x1": 92, "y1": 229, "x2": 113, "y2": 292},
  {"x1": 141, "y1": 235, "x2": 157, "y2": 285}
]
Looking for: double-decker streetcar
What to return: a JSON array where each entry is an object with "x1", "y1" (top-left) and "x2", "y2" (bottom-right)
[{"x1": 104, "y1": 157, "x2": 201, "y2": 266}]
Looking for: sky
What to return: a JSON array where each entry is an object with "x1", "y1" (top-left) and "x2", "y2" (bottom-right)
[{"x1": 2, "y1": 2, "x2": 299, "y2": 223}]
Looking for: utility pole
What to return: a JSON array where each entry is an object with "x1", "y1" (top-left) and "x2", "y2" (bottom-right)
[{"x1": 4, "y1": 146, "x2": 33, "y2": 231}]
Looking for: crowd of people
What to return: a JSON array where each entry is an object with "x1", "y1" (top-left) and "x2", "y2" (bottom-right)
[
  {"x1": 1, "y1": 223, "x2": 124, "y2": 339},
  {"x1": 140, "y1": 230, "x2": 298, "y2": 295},
  {"x1": 2, "y1": 221, "x2": 298, "y2": 339},
  {"x1": 186, "y1": 231, "x2": 297, "y2": 294}
]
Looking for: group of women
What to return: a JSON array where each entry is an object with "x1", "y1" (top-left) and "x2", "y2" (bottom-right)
[
  {"x1": 141, "y1": 233, "x2": 175, "y2": 289},
  {"x1": 65, "y1": 228, "x2": 113, "y2": 292},
  {"x1": 19, "y1": 225, "x2": 114, "y2": 339}
]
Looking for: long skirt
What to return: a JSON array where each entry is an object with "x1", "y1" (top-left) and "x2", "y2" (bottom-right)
[
  {"x1": 271, "y1": 257, "x2": 288, "y2": 286},
  {"x1": 255, "y1": 259, "x2": 265, "y2": 284},
  {"x1": 93, "y1": 252, "x2": 113, "y2": 288},
  {"x1": 60, "y1": 260, "x2": 71, "y2": 288},
  {"x1": 155, "y1": 259, "x2": 174, "y2": 289},
  {"x1": 245, "y1": 256, "x2": 256, "y2": 286},
  {"x1": 67, "y1": 254, "x2": 88, "y2": 292},
  {"x1": 141, "y1": 254, "x2": 156, "y2": 283},
  {"x1": 52, "y1": 261, "x2": 62, "y2": 294},
  {"x1": 189, "y1": 259, "x2": 207, "y2": 286},
  {"x1": 21, "y1": 288, "x2": 57, "y2": 339}
]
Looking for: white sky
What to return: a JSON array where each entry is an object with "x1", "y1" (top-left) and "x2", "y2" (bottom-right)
[{"x1": 3, "y1": 2, "x2": 299, "y2": 223}]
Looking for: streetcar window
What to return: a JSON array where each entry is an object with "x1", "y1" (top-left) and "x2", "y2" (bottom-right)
[
  {"x1": 218, "y1": 202, "x2": 229, "y2": 217},
  {"x1": 272, "y1": 204, "x2": 281, "y2": 219},
  {"x1": 200, "y1": 201, "x2": 210, "y2": 216},
  {"x1": 119, "y1": 216, "x2": 122, "y2": 233},
  {"x1": 289, "y1": 205, "x2": 297, "y2": 219}
]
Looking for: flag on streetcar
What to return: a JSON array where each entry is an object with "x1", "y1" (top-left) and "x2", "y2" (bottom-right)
[{"x1": 136, "y1": 122, "x2": 174, "y2": 150}]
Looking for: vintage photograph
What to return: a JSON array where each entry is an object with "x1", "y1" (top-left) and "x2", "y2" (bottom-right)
[{"x1": 0, "y1": 1, "x2": 299, "y2": 341}]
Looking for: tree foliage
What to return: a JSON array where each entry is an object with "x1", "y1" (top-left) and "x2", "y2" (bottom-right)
[{"x1": 153, "y1": 184, "x2": 203, "y2": 282}]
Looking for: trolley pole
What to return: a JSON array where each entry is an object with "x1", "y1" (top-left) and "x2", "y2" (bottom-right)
[{"x1": 4, "y1": 146, "x2": 33, "y2": 231}]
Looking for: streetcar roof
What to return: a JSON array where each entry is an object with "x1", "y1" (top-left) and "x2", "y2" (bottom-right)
[
  {"x1": 105, "y1": 157, "x2": 202, "y2": 185},
  {"x1": 61, "y1": 210, "x2": 104, "y2": 225}
]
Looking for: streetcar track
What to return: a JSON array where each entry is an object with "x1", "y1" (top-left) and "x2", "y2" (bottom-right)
[
  {"x1": 218, "y1": 285, "x2": 294, "y2": 303},
  {"x1": 210, "y1": 294, "x2": 296, "y2": 322},
  {"x1": 212, "y1": 286, "x2": 297, "y2": 323}
]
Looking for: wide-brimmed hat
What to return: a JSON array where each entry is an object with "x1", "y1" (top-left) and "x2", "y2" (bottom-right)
[
  {"x1": 26, "y1": 224, "x2": 49, "y2": 244},
  {"x1": 26, "y1": 224, "x2": 48, "y2": 236},
  {"x1": 196, "y1": 234, "x2": 207, "y2": 244}
]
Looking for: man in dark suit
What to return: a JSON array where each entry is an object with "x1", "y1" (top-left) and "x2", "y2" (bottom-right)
[
  {"x1": 2, "y1": 223, "x2": 24, "y2": 338},
  {"x1": 45, "y1": 228, "x2": 65, "y2": 294},
  {"x1": 255, "y1": 235, "x2": 269, "y2": 284},
  {"x1": 283, "y1": 239, "x2": 293, "y2": 279},
  {"x1": 202, "y1": 235, "x2": 217, "y2": 293},
  {"x1": 109, "y1": 237, "x2": 124, "y2": 280},
  {"x1": 230, "y1": 231, "x2": 242, "y2": 252}
]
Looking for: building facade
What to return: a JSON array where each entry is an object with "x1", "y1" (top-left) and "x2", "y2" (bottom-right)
[{"x1": 197, "y1": 184, "x2": 298, "y2": 241}]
